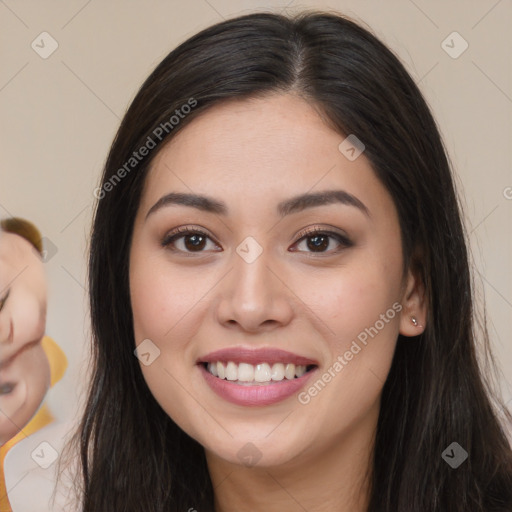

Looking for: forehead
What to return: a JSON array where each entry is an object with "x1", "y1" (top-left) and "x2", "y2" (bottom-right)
[{"x1": 139, "y1": 93, "x2": 393, "y2": 220}]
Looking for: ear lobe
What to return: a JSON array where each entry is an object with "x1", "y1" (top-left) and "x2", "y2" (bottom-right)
[{"x1": 399, "y1": 264, "x2": 427, "y2": 337}]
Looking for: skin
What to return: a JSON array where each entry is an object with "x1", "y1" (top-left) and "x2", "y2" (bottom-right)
[
  {"x1": 129, "y1": 93, "x2": 427, "y2": 512},
  {"x1": 0, "y1": 231, "x2": 50, "y2": 446}
]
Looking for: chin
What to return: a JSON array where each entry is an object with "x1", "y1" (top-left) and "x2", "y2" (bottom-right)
[{"x1": 202, "y1": 430, "x2": 305, "y2": 469}]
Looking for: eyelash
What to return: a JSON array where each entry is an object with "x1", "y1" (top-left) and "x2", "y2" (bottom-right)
[{"x1": 161, "y1": 225, "x2": 352, "y2": 255}]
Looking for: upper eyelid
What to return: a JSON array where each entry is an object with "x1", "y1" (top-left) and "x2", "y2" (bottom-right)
[
  {"x1": 163, "y1": 226, "x2": 217, "y2": 242},
  {"x1": 295, "y1": 225, "x2": 350, "y2": 241}
]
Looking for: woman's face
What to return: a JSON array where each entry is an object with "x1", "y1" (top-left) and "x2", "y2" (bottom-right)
[
  {"x1": 129, "y1": 93, "x2": 423, "y2": 469},
  {"x1": 0, "y1": 231, "x2": 50, "y2": 445}
]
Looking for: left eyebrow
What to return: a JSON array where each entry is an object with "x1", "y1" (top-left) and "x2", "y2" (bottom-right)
[
  {"x1": 145, "y1": 189, "x2": 370, "y2": 220},
  {"x1": 277, "y1": 190, "x2": 370, "y2": 218}
]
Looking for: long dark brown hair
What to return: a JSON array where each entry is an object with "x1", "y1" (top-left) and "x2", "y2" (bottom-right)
[{"x1": 63, "y1": 10, "x2": 512, "y2": 511}]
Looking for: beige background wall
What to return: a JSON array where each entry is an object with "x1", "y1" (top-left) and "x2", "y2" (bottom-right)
[{"x1": 1, "y1": 0, "x2": 511, "y2": 421}]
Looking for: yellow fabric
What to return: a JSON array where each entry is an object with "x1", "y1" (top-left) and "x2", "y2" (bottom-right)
[{"x1": 0, "y1": 336, "x2": 67, "y2": 512}]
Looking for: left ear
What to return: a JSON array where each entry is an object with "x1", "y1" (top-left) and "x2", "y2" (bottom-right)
[{"x1": 398, "y1": 261, "x2": 428, "y2": 337}]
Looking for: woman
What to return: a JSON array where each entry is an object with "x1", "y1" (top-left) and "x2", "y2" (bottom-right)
[{"x1": 65, "y1": 10, "x2": 512, "y2": 512}]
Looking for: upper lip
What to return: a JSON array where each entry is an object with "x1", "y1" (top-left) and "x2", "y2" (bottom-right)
[{"x1": 197, "y1": 347, "x2": 319, "y2": 366}]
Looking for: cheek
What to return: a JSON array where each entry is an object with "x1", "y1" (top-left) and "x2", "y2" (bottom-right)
[
  {"x1": 294, "y1": 257, "x2": 402, "y2": 346},
  {"x1": 1, "y1": 346, "x2": 50, "y2": 432},
  {"x1": 129, "y1": 253, "x2": 216, "y2": 344},
  {"x1": 0, "y1": 380, "x2": 29, "y2": 436},
  {"x1": 292, "y1": 253, "x2": 402, "y2": 418},
  {"x1": 21, "y1": 345, "x2": 51, "y2": 404},
  {"x1": 129, "y1": 253, "x2": 226, "y2": 439},
  {"x1": 11, "y1": 292, "x2": 46, "y2": 347}
]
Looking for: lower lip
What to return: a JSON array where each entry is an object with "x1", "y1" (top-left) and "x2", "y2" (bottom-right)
[{"x1": 199, "y1": 364, "x2": 317, "y2": 406}]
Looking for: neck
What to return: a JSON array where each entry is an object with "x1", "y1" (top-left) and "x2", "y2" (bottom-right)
[{"x1": 206, "y1": 403, "x2": 378, "y2": 512}]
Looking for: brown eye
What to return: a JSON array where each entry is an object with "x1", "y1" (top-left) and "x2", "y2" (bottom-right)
[
  {"x1": 182, "y1": 233, "x2": 207, "y2": 251},
  {"x1": 162, "y1": 227, "x2": 220, "y2": 254},
  {"x1": 305, "y1": 234, "x2": 330, "y2": 252},
  {"x1": 293, "y1": 228, "x2": 352, "y2": 254}
]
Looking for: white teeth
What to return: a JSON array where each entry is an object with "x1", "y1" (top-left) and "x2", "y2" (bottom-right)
[
  {"x1": 208, "y1": 362, "x2": 218, "y2": 377},
  {"x1": 254, "y1": 363, "x2": 271, "y2": 382},
  {"x1": 271, "y1": 363, "x2": 285, "y2": 381},
  {"x1": 238, "y1": 362, "x2": 254, "y2": 382},
  {"x1": 217, "y1": 361, "x2": 225, "y2": 379},
  {"x1": 295, "y1": 365, "x2": 307, "y2": 378},
  {"x1": 205, "y1": 361, "x2": 313, "y2": 383},
  {"x1": 285, "y1": 363, "x2": 295, "y2": 380},
  {"x1": 225, "y1": 361, "x2": 238, "y2": 381}
]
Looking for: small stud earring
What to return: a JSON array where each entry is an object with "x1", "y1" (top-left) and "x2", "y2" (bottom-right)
[{"x1": 411, "y1": 316, "x2": 418, "y2": 326}]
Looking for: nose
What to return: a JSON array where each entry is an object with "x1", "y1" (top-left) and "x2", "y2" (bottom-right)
[{"x1": 215, "y1": 247, "x2": 294, "y2": 334}]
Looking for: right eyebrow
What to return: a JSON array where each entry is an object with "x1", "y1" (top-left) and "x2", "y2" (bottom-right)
[{"x1": 146, "y1": 192, "x2": 226, "y2": 219}]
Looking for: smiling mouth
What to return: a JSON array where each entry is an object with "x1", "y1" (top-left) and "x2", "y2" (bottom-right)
[{"x1": 201, "y1": 361, "x2": 317, "y2": 386}]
